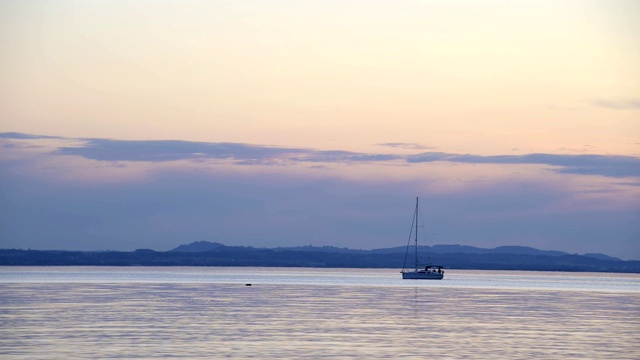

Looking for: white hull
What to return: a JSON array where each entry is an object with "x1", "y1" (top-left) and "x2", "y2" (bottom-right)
[{"x1": 402, "y1": 270, "x2": 443, "y2": 280}]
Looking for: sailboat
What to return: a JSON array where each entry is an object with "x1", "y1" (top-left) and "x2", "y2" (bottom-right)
[{"x1": 401, "y1": 197, "x2": 444, "y2": 280}]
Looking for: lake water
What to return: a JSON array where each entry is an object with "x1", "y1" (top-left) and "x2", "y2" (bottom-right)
[{"x1": 1, "y1": 267, "x2": 639, "y2": 359}]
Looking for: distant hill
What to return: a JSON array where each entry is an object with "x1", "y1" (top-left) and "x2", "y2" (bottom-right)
[
  {"x1": 170, "y1": 241, "x2": 227, "y2": 252},
  {"x1": 1, "y1": 241, "x2": 636, "y2": 273},
  {"x1": 373, "y1": 244, "x2": 569, "y2": 256},
  {"x1": 582, "y1": 253, "x2": 622, "y2": 261},
  {"x1": 169, "y1": 241, "x2": 621, "y2": 261}
]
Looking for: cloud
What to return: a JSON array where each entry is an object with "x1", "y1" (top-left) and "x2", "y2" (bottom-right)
[
  {"x1": 588, "y1": 98, "x2": 640, "y2": 110},
  {"x1": 0, "y1": 132, "x2": 63, "y2": 140},
  {"x1": 292, "y1": 151, "x2": 402, "y2": 163},
  {"x1": 52, "y1": 136, "x2": 403, "y2": 165},
  {"x1": 54, "y1": 138, "x2": 307, "y2": 163},
  {"x1": 378, "y1": 142, "x2": 431, "y2": 150},
  {"x1": 407, "y1": 152, "x2": 640, "y2": 178},
  {"x1": 2, "y1": 133, "x2": 639, "y2": 180}
]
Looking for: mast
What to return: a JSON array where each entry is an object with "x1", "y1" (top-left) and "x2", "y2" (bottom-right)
[{"x1": 414, "y1": 197, "x2": 419, "y2": 271}]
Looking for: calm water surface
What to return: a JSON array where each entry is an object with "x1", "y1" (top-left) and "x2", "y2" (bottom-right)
[{"x1": 1, "y1": 267, "x2": 639, "y2": 359}]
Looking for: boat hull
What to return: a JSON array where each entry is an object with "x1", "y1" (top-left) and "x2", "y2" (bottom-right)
[{"x1": 402, "y1": 271, "x2": 444, "y2": 280}]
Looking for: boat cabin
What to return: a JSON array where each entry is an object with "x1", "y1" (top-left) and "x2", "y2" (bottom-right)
[{"x1": 422, "y1": 265, "x2": 443, "y2": 274}]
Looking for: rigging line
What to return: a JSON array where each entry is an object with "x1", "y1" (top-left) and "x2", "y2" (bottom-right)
[
  {"x1": 418, "y1": 208, "x2": 429, "y2": 246},
  {"x1": 401, "y1": 203, "x2": 417, "y2": 271},
  {"x1": 417, "y1": 204, "x2": 433, "y2": 263}
]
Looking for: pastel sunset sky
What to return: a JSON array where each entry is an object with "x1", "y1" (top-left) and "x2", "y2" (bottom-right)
[{"x1": 1, "y1": 1, "x2": 639, "y2": 259}]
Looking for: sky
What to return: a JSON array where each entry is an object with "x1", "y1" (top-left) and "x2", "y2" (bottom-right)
[{"x1": 1, "y1": 0, "x2": 639, "y2": 259}]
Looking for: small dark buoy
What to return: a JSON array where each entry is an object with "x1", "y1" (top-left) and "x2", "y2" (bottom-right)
[{"x1": 245, "y1": 284, "x2": 252, "y2": 286}]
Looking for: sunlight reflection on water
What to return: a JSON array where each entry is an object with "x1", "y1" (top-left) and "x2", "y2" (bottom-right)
[{"x1": 1, "y1": 267, "x2": 639, "y2": 359}]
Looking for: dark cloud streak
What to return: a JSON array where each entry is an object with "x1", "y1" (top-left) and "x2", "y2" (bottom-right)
[
  {"x1": 2, "y1": 132, "x2": 639, "y2": 179},
  {"x1": 0, "y1": 132, "x2": 63, "y2": 140},
  {"x1": 56, "y1": 138, "x2": 308, "y2": 163},
  {"x1": 54, "y1": 137, "x2": 403, "y2": 165},
  {"x1": 378, "y1": 142, "x2": 431, "y2": 150},
  {"x1": 408, "y1": 152, "x2": 640, "y2": 178},
  {"x1": 588, "y1": 98, "x2": 640, "y2": 110}
]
